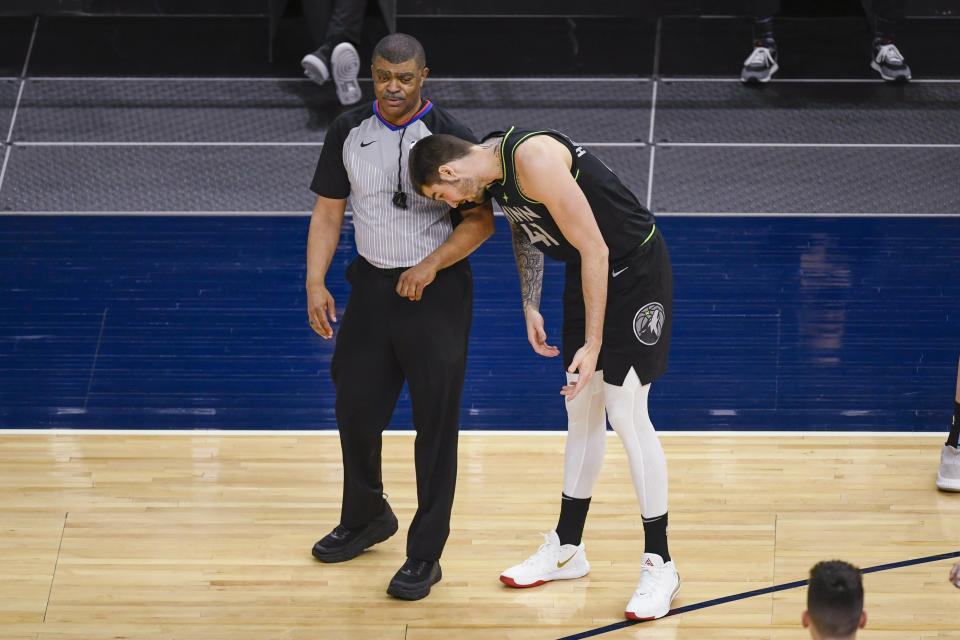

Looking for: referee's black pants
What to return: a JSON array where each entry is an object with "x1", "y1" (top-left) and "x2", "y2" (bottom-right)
[{"x1": 331, "y1": 256, "x2": 472, "y2": 562}]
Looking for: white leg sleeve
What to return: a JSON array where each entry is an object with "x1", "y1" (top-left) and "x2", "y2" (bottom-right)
[
  {"x1": 562, "y1": 370, "x2": 608, "y2": 499},
  {"x1": 603, "y1": 368, "x2": 668, "y2": 517}
]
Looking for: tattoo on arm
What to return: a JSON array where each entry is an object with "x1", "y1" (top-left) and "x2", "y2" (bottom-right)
[{"x1": 510, "y1": 222, "x2": 544, "y2": 312}]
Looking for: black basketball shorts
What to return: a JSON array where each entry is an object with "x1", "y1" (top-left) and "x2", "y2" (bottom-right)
[{"x1": 561, "y1": 229, "x2": 673, "y2": 387}]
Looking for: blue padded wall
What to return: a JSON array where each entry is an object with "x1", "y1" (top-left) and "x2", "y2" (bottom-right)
[{"x1": 1, "y1": 214, "x2": 957, "y2": 430}]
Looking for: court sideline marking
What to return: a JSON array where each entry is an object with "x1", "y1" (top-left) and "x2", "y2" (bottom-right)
[
  {"x1": 0, "y1": 16, "x2": 39, "y2": 193},
  {"x1": 556, "y1": 550, "x2": 960, "y2": 640},
  {"x1": 0, "y1": 429, "x2": 951, "y2": 436},
  {"x1": 2, "y1": 211, "x2": 959, "y2": 218}
]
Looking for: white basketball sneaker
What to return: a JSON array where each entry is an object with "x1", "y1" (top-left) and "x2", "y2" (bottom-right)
[
  {"x1": 937, "y1": 444, "x2": 960, "y2": 491},
  {"x1": 500, "y1": 531, "x2": 590, "y2": 588},
  {"x1": 300, "y1": 50, "x2": 330, "y2": 85},
  {"x1": 331, "y1": 42, "x2": 362, "y2": 106},
  {"x1": 624, "y1": 553, "x2": 681, "y2": 620}
]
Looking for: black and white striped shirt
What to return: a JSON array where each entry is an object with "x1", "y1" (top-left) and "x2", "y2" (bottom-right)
[{"x1": 310, "y1": 100, "x2": 478, "y2": 269}]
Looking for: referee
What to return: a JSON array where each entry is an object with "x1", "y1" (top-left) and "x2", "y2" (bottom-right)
[{"x1": 305, "y1": 33, "x2": 494, "y2": 601}]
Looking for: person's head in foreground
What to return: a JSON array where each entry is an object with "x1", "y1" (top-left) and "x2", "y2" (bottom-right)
[{"x1": 803, "y1": 560, "x2": 867, "y2": 640}]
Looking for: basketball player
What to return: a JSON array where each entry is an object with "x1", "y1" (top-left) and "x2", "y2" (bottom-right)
[
  {"x1": 936, "y1": 356, "x2": 960, "y2": 491},
  {"x1": 306, "y1": 34, "x2": 494, "y2": 601},
  {"x1": 408, "y1": 128, "x2": 678, "y2": 620},
  {"x1": 802, "y1": 561, "x2": 867, "y2": 640}
]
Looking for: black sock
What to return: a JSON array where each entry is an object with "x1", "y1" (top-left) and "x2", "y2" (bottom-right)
[
  {"x1": 556, "y1": 494, "x2": 591, "y2": 546},
  {"x1": 642, "y1": 513, "x2": 670, "y2": 562},
  {"x1": 947, "y1": 401, "x2": 960, "y2": 449},
  {"x1": 752, "y1": 16, "x2": 776, "y2": 46}
]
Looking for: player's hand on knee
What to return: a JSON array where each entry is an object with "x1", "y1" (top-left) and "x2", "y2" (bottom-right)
[
  {"x1": 524, "y1": 307, "x2": 559, "y2": 358},
  {"x1": 562, "y1": 344, "x2": 600, "y2": 401},
  {"x1": 307, "y1": 284, "x2": 337, "y2": 339},
  {"x1": 396, "y1": 263, "x2": 437, "y2": 301}
]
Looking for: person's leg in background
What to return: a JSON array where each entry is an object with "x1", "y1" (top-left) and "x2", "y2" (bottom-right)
[
  {"x1": 741, "y1": 0, "x2": 781, "y2": 83},
  {"x1": 866, "y1": 0, "x2": 911, "y2": 81},
  {"x1": 300, "y1": 0, "x2": 367, "y2": 104},
  {"x1": 300, "y1": 0, "x2": 335, "y2": 84},
  {"x1": 937, "y1": 356, "x2": 960, "y2": 491},
  {"x1": 301, "y1": 0, "x2": 334, "y2": 57}
]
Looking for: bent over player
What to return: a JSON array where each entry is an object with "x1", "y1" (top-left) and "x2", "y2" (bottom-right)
[{"x1": 409, "y1": 127, "x2": 678, "y2": 619}]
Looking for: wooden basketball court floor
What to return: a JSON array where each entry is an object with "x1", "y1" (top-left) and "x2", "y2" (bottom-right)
[{"x1": 2, "y1": 431, "x2": 958, "y2": 640}]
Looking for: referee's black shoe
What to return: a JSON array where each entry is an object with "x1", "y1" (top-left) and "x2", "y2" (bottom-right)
[
  {"x1": 311, "y1": 502, "x2": 398, "y2": 563},
  {"x1": 387, "y1": 558, "x2": 442, "y2": 600}
]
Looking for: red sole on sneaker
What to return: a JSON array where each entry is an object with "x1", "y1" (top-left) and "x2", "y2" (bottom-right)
[
  {"x1": 499, "y1": 575, "x2": 545, "y2": 588},
  {"x1": 624, "y1": 612, "x2": 656, "y2": 621}
]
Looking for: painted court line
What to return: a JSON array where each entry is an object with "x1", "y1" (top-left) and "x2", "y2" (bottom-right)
[
  {"x1": 658, "y1": 77, "x2": 960, "y2": 83},
  {"x1": 5, "y1": 82, "x2": 26, "y2": 144},
  {"x1": 645, "y1": 146, "x2": 656, "y2": 210},
  {"x1": 20, "y1": 16, "x2": 39, "y2": 79},
  {"x1": 29, "y1": 75, "x2": 649, "y2": 83},
  {"x1": 0, "y1": 210, "x2": 312, "y2": 217},
  {"x1": 24, "y1": 76, "x2": 960, "y2": 84},
  {"x1": 556, "y1": 550, "x2": 960, "y2": 640},
  {"x1": 660, "y1": 142, "x2": 960, "y2": 149},
  {"x1": 11, "y1": 141, "x2": 635, "y2": 147},
  {"x1": 656, "y1": 212, "x2": 960, "y2": 218},
  {"x1": 0, "y1": 146, "x2": 11, "y2": 194},
  {"x1": 3, "y1": 16, "x2": 39, "y2": 147},
  {"x1": 4, "y1": 211, "x2": 959, "y2": 219},
  {"x1": 13, "y1": 141, "x2": 324, "y2": 147},
  {"x1": 647, "y1": 80, "x2": 658, "y2": 144},
  {"x1": 10, "y1": 141, "x2": 956, "y2": 149},
  {"x1": 0, "y1": 429, "x2": 949, "y2": 436}
]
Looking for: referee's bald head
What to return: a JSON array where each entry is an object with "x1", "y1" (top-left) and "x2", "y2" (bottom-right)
[{"x1": 373, "y1": 33, "x2": 427, "y2": 70}]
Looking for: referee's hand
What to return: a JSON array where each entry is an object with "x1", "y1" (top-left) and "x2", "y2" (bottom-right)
[
  {"x1": 397, "y1": 262, "x2": 437, "y2": 301},
  {"x1": 307, "y1": 284, "x2": 337, "y2": 339}
]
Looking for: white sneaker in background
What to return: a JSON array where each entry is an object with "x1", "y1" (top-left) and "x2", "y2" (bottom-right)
[
  {"x1": 871, "y1": 41, "x2": 912, "y2": 82},
  {"x1": 331, "y1": 42, "x2": 362, "y2": 106},
  {"x1": 741, "y1": 44, "x2": 779, "y2": 83},
  {"x1": 300, "y1": 51, "x2": 330, "y2": 85}
]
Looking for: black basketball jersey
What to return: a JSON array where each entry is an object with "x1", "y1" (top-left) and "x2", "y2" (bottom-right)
[{"x1": 484, "y1": 127, "x2": 657, "y2": 263}]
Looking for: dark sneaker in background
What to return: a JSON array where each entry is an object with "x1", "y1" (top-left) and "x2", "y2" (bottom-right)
[{"x1": 871, "y1": 40, "x2": 911, "y2": 82}]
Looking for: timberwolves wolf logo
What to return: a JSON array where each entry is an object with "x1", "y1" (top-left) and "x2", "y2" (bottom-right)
[{"x1": 633, "y1": 302, "x2": 664, "y2": 346}]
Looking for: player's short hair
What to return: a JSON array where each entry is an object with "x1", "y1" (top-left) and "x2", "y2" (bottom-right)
[
  {"x1": 408, "y1": 134, "x2": 475, "y2": 194},
  {"x1": 807, "y1": 560, "x2": 864, "y2": 638},
  {"x1": 372, "y1": 33, "x2": 426, "y2": 70}
]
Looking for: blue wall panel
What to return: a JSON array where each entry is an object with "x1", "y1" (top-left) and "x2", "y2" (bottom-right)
[{"x1": 1, "y1": 215, "x2": 957, "y2": 430}]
